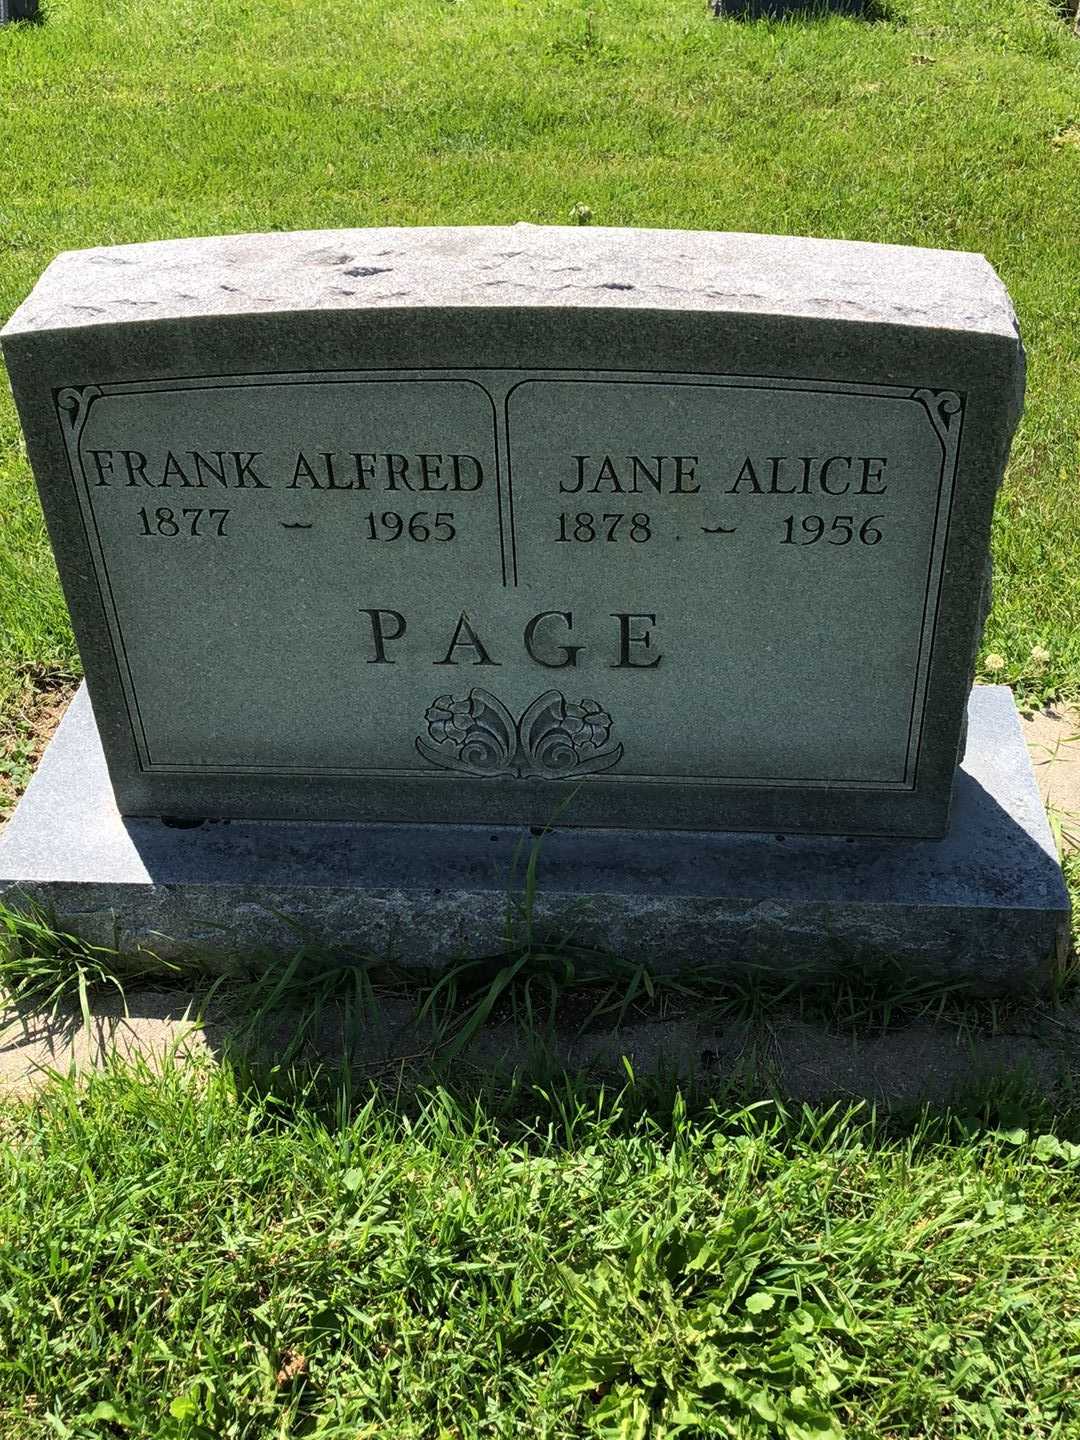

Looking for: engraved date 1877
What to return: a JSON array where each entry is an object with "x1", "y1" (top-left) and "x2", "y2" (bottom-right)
[{"x1": 137, "y1": 506, "x2": 230, "y2": 537}]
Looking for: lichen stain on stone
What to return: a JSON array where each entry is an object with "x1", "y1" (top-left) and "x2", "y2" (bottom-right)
[{"x1": 305, "y1": 250, "x2": 354, "y2": 267}]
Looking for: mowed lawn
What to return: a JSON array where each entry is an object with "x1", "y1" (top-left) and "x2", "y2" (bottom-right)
[
  {"x1": 4, "y1": 1055, "x2": 1080, "y2": 1439},
  {"x1": 2, "y1": 1, "x2": 1080, "y2": 1437}
]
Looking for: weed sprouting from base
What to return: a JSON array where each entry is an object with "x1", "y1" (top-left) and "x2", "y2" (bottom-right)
[{"x1": 0, "y1": 903, "x2": 151, "y2": 1030}]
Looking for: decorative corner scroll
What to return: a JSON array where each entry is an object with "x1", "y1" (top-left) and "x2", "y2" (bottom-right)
[
  {"x1": 56, "y1": 385, "x2": 102, "y2": 448},
  {"x1": 416, "y1": 688, "x2": 624, "y2": 779},
  {"x1": 912, "y1": 389, "x2": 962, "y2": 458}
]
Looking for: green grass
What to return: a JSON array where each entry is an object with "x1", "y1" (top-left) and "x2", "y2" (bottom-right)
[
  {"x1": 0, "y1": 912, "x2": 1078, "y2": 1436},
  {"x1": 4, "y1": 1053, "x2": 1080, "y2": 1439},
  {"x1": 1, "y1": 0, "x2": 1080, "y2": 707}
]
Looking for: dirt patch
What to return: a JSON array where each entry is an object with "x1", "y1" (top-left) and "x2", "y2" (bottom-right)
[
  {"x1": 0, "y1": 673, "x2": 79, "y2": 823},
  {"x1": 1020, "y1": 704, "x2": 1080, "y2": 847},
  {"x1": 0, "y1": 989, "x2": 213, "y2": 1095}
]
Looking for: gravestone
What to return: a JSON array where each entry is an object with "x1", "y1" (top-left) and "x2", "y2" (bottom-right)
[
  {"x1": 0, "y1": 0, "x2": 39, "y2": 21},
  {"x1": 711, "y1": 0, "x2": 866, "y2": 18},
  {"x1": 0, "y1": 226, "x2": 1069, "y2": 987}
]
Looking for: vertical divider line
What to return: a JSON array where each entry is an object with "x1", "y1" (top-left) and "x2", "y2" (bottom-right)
[{"x1": 496, "y1": 374, "x2": 520, "y2": 587}]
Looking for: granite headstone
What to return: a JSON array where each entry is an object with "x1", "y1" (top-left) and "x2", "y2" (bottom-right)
[
  {"x1": 0, "y1": 226, "x2": 1068, "y2": 987},
  {"x1": 0, "y1": 226, "x2": 1025, "y2": 837}
]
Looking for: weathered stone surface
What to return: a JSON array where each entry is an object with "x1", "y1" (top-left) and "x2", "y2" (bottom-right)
[
  {"x1": 0, "y1": 226, "x2": 1020, "y2": 332},
  {"x1": 0, "y1": 990, "x2": 212, "y2": 1095},
  {"x1": 1, "y1": 226, "x2": 1023, "y2": 836},
  {"x1": 0, "y1": 684, "x2": 1068, "y2": 991}
]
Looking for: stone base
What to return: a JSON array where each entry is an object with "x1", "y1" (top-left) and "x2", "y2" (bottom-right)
[{"x1": 0, "y1": 685, "x2": 1070, "y2": 992}]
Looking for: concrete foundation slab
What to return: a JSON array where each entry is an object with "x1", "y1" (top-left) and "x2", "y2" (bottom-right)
[{"x1": 0, "y1": 685, "x2": 1070, "y2": 992}]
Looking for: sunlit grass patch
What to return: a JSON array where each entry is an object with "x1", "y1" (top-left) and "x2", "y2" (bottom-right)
[{"x1": 3, "y1": 1057, "x2": 1080, "y2": 1437}]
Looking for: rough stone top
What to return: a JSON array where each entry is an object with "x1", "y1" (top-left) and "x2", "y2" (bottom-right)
[{"x1": 2, "y1": 224, "x2": 1020, "y2": 340}]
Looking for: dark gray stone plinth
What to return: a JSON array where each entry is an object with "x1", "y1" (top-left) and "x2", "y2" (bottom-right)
[{"x1": 0, "y1": 685, "x2": 1070, "y2": 991}]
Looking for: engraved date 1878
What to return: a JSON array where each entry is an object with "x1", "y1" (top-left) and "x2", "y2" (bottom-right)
[{"x1": 555, "y1": 511, "x2": 651, "y2": 543}]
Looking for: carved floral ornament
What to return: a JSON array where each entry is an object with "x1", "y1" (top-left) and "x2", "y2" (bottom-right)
[{"x1": 416, "y1": 689, "x2": 623, "y2": 779}]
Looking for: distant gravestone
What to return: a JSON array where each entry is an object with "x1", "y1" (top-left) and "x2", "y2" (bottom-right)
[
  {"x1": 0, "y1": 226, "x2": 1069, "y2": 984},
  {"x1": 710, "y1": 0, "x2": 866, "y2": 18},
  {"x1": 0, "y1": 0, "x2": 39, "y2": 20}
]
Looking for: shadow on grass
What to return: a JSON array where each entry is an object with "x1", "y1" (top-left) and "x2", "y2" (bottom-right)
[
  {"x1": 228, "y1": 946, "x2": 1080, "y2": 1135},
  {"x1": 2, "y1": 892, "x2": 1079, "y2": 1140},
  {"x1": 4, "y1": 935, "x2": 1072, "y2": 1145}
]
